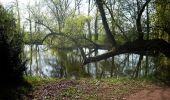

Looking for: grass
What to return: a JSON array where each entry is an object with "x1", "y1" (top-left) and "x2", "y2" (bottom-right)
[
  {"x1": 24, "y1": 76, "x2": 57, "y2": 86},
  {"x1": 17, "y1": 76, "x2": 60, "y2": 99}
]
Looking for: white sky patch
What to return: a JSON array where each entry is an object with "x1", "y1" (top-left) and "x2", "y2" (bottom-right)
[
  {"x1": 0, "y1": 0, "x2": 96, "y2": 32},
  {"x1": 0, "y1": 0, "x2": 94, "y2": 17},
  {"x1": 0, "y1": 0, "x2": 40, "y2": 31},
  {"x1": 0, "y1": 0, "x2": 35, "y2": 7}
]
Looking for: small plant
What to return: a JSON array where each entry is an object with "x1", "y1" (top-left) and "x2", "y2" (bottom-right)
[{"x1": 60, "y1": 87, "x2": 77, "y2": 97}]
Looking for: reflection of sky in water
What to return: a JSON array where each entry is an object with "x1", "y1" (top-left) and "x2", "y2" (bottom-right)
[
  {"x1": 25, "y1": 46, "x2": 110, "y2": 77},
  {"x1": 24, "y1": 45, "x2": 56, "y2": 77},
  {"x1": 25, "y1": 45, "x2": 153, "y2": 77}
]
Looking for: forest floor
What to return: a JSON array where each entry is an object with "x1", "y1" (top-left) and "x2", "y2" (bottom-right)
[{"x1": 22, "y1": 77, "x2": 170, "y2": 100}]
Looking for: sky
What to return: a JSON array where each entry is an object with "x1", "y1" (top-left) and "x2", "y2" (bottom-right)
[
  {"x1": 0, "y1": 0, "x2": 34, "y2": 7},
  {"x1": 0, "y1": 0, "x2": 95, "y2": 31},
  {"x1": 0, "y1": 0, "x2": 35, "y2": 18},
  {"x1": 0, "y1": 0, "x2": 93, "y2": 16},
  {"x1": 0, "y1": 0, "x2": 15, "y2": 5},
  {"x1": 0, "y1": 0, "x2": 41, "y2": 31}
]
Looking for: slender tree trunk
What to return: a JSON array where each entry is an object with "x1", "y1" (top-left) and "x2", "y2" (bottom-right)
[
  {"x1": 134, "y1": 55, "x2": 143, "y2": 78},
  {"x1": 28, "y1": 3, "x2": 33, "y2": 76},
  {"x1": 95, "y1": 51, "x2": 98, "y2": 78},
  {"x1": 29, "y1": 20, "x2": 32, "y2": 76},
  {"x1": 15, "y1": 0, "x2": 20, "y2": 33},
  {"x1": 30, "y1": 47, "x2": 32, "y2": 75},
  {"x1": 94, "y1": 9, "x2": 98, "y2": 78},
  {"x1": 60, "y1": 66, "x2": 63, "y2": 78},
  {"x1": 145, "y1": 56, "x2": 149, "y2": 77},
  {"x1": 145, "y1": 4, "x2": 150, "y2": 77},
  {"x1": 111, "y1": 57, "x2": 114, "y2": 77},
  {"x1": 87, "y1": 0, "x2": 92, "y2": 75},
  {"x1": 100, "y1": 70, "x2": 104, "y2": 79},
  {"x1": 127, "y1": 54, "x2": 129, "y2": 68},
  {"x1": 35, "y1": 45, "x2": 39, "y2": 76}
]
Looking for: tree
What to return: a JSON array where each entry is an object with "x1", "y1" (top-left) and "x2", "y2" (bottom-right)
[
  {"x1": 152, "y1": 0, "x2": 170, "y2": 81},
  {"x1": 0, "y1": 4, "x2": 27, "y2": 99},
  {"x1": 83, "y1": 0, "x2": 170, "y2": 65},
  {"x1": 25, "y1": 0, "x2": 170, "y2": 78}
]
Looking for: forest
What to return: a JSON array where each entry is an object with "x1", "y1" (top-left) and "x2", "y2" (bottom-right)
[{"x1": 0, "y1": 0, "x2": 170, "y2": 99}]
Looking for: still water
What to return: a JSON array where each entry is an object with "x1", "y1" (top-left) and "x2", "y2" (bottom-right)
[{"x1": 24, "y1": 45, "x2": 154, "y2": 78}]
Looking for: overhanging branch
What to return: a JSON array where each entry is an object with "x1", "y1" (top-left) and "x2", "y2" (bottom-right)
[{"x1": 83, "y1": 39, "x2": 170, "y2": 65}]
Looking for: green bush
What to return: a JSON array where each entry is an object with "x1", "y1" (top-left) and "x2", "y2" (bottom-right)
[{"x1": 0, "y1": 4, "x2": 28, "y2": 99}]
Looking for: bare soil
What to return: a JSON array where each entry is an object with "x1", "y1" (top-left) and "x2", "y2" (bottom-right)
[{"x1": 126, "y1": 85, "x2": 170, "y2": 100}]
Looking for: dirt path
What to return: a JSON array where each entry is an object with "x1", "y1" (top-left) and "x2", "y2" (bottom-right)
[{"x1": 126, "y1": 86, "x2": 170, "y2": 100}]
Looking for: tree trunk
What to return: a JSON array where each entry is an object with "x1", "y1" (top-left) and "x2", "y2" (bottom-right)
[
  {"x1": 111, "y1": 57, "x2": 114, "y2": 77},
  {"x1": 134, "y1": 55, "x2": 143, "y2": 78},
  {"x1": 35, "y1": 45, "x2": 39, "y2": 76},
  {"x1": 83, "y1": 39, "x2": 170, "y2": 65}
]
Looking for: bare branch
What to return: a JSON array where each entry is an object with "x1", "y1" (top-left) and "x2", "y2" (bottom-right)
[{"x1": 104, "y1": 2, "x2": 129, "y2": 41}]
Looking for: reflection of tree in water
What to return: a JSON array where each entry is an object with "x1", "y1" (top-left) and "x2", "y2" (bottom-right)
[
  {"x1": 49, "y1": 50, "x2": 90, "y2": 79},
  {"x1": 25, "y1": 45, "x2": 161, "y2": 79}
]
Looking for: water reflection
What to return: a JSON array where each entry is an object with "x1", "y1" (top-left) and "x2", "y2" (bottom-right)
[
  {"x1": 24, "y1": 45, "x2": 154, "y2": 78},
  {"x1": 24, "y1": 45, "x2": 55, "y2": 77}
]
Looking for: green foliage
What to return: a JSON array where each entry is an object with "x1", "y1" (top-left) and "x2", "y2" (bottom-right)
[
  {"x1": 156, "y1": 0, "x2": 170, "y2": 25},
  {"x1": 149, "y1": 1, "x2": 170, "y2": 81},
  {"x1": 102, "y1": 77, "x2": 130, "y2": 85},
  {"x1": 23, "y1": 31, "x2": 45, "y2": 44},
  {"x1": 0, "y1": 4, "x2": 28, "y2": 99},
  {"x1": 24, "y1": 76, "x2": 58, "y2": 86},
  {"x1": 0, "y1": 6, "x2": 16, "y2": 40},
  {"x1": 153, "y1": 0, "x2": 170, "y2": 39},
  {"x1": 141, "y1": 0, "x2": 170, "y2": 81},
  {"x1": 0, "y1": 4, "x2": 23, "y2": 84},
  {"x1": 153, "y1": 56, "x2": 170, "y2": 81},
  {"x1": 43, "y1": 15, "x2": 92, "y2": 48},
  {"x1": 59, "y1": 87, "x2": 78, "y2": 98},
  {"x1": 96, "y1": 34, "x2": 108, "y2": 44},
  {"x1": 64, "y1": 15, "x2": 91, "y2": 34}
]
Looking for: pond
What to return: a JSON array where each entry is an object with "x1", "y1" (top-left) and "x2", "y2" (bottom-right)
[{"x1": 24, "y1": 45, "x2": 155, "y2": 78}]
